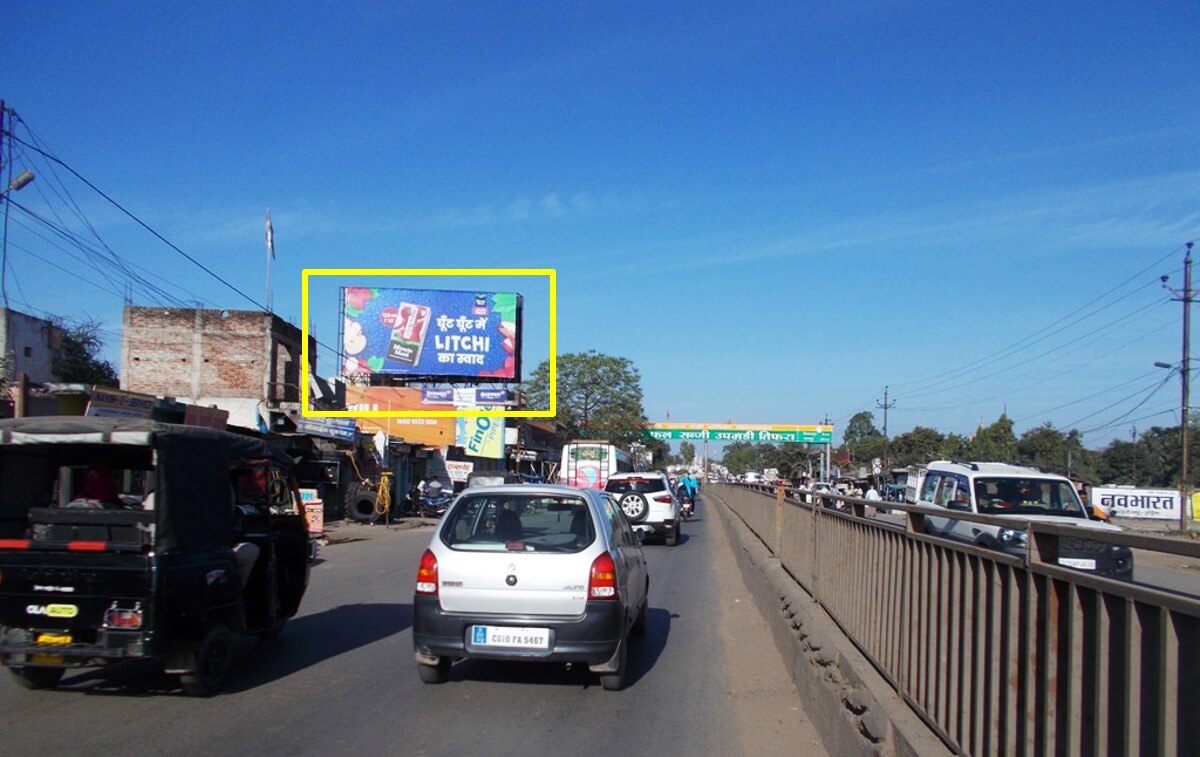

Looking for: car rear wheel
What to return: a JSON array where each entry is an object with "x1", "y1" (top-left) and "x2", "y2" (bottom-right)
[
  {"x1": 665, "y1": 527, "x2": 679, "y2": 546},
  {"x1": 600, "y1": 637, "x2": 628, "y2": 691},
  {"x1": 9, "y1": 666, "x2": 65, "y2": 690},
  {"x1": 631, "y1": 596, "x2": 648, "y2": 637},
  {"x1": 181, "y1": 624, "x2": 235, "y2": 697},
  {"x1": 417, "y1": 657, "x2": 451, "y2": 684},
  {"x1": 619, "y1": 493, "x2": 649, "y2": 522}
]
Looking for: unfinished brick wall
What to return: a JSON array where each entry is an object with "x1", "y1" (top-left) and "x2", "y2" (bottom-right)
[
  {"x1": 122, "y1": 307, "x2": 266, "y2": 398},
  {"x1": 122, "y1": 306, "x2": 317, "y2": 403}
]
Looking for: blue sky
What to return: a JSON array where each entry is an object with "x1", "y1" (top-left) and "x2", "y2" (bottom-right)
[{"x1": 4, "y1": 2, "x2": 1198, "y2": 448}]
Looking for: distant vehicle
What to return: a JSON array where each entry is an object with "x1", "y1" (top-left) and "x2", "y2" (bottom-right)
[
  {"x1": 411, "y1": 484, "x2": 648, "y2": 690},
  {"x1": 561, "y1": 441, "x2": 633, "y2": 490},
  {"x1": 743, "y1": 471, "x2": 765, "y2": 484},
  {"x1": 762, "y1": 468, "x2": 779, "y2": 483},
  {"x1": 918, "y1": 461, "x2": 1133, "y2": 579},
  {"x1": 604, "y1": 472, "x2": 681, "y2": 546}
]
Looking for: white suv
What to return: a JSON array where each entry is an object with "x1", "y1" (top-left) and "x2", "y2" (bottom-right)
[
  {"x1": 919, "y1": 461, "x2": 1133, "y2": 579},
  {"x1": 604, "y1": 472, "x2": 681, "y2": 546},
  {"x1": 412, "y1": 485, "x2": 649, "y2": 690}
]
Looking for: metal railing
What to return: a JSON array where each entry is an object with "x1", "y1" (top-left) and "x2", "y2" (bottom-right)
[{"x1": 715, "y1": 482, "x2": 1200, "y2": 756}]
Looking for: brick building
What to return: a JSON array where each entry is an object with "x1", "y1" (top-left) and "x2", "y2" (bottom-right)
[{"x1": 120, "y1": 306, "x2": 315, "y2": 430}]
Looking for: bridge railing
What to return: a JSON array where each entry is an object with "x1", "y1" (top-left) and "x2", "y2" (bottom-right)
[{"x1": 714, "y1": 482, "x2": 1200, "y2": 756}]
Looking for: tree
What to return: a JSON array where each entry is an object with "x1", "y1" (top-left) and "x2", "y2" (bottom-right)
[
  {"x1": 1016, "y1": 424, "x2": 1095, "y2": 481},
  {"x1": 967, "y1": 414, "x2": 1017, "y2": 462},
  {"x1": 844, "y1": 411, "x2": 882, "y2": 449},
  {"x1": 890, "y1": 426, "x2": 945, "y2": 466},
  {"x1": 722, "y1": 442, "x2": 759, "y2": 476},
  {"x1": 761, "y1": 442, "x2": 813, "y2": 479},
  {"x1": 52, "y1": 318, "x2": 118, "y2": 386},
  {"x1": 521, "y1": 350, "x2": 648, "y2": 449},
  {"x1": 679, "y1": 441, "x2": 696, "y2": 465}
]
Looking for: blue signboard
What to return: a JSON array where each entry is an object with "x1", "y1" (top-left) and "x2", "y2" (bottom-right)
[
  {"x1": 342, "y1": 288, "x2": 522, "y2": 381},
  {"x1": 296, "y1": 416, "x2": 359, "y2": 442}
]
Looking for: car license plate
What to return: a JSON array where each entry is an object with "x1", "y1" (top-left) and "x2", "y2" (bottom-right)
[
  {"x1": 36, "y1": 633, "x2": 72, "y2": 646},
  {"x1": 470, "y1": 625, "x2": 550, "y2": 649},
  {"x1": 1058, "y1": 558, "x2": 1097, "y2": 570}
]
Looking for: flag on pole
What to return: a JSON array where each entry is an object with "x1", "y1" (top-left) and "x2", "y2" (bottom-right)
[{"x1": 265, "y1": 210, "x2": 275, "y2": 259}]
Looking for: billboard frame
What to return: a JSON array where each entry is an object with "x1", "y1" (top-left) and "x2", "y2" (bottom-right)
[{"x1": 301, "y1": 268, "x2": 556, "y2": 419}]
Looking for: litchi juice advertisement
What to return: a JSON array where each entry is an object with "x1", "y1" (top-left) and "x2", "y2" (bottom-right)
[{"x1": 342, "y1": 288, "x2": 522, "y2": 380}]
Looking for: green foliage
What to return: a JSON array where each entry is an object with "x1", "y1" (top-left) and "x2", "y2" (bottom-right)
[
  {"x1": 890, "y1": 426, "x2": 945, "y2": 466},
  {"x1": 521, "y1": 350, "x2": 648, "y2": 449},
  {"x1": 967, "y1": 414, "x2": 1017, "y2": 462},
  {"x1": 52, "y1": 319, "x2": 118, "y2": 387},
  {"x1": 721, "y1": 441, "x2": 759, "y2": 476}
]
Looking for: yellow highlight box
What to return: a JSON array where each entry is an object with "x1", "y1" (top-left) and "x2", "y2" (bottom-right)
[{"x1": 300, "y1": 268, "x2": 556, "y2": 418}]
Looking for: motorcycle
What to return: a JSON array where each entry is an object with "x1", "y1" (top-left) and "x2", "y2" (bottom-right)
[
  {"x1": 679, "y1": 493, "x2": 694, "y2": 520},
  {"x1": 419, "y1": 490, "x2": 453, "y2": 519}
]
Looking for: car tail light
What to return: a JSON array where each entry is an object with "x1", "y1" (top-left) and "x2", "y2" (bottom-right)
[
  {"x1": 416, "y1": 549, "x2": 439, "y2": 595},
  {"x1": 653, "y1": 495, "x2": 672, "y2": 503},
  {"x1": 588, "y1": 553, "x2": 617, "y2": 600},
  {"x1": 104, "y1": 603, "x2": 143, "y2": 629}
]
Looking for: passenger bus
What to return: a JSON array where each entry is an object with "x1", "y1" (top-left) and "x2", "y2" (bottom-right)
[{"x1": 560, "y1": 441, "x2": 633, "y2": 490}]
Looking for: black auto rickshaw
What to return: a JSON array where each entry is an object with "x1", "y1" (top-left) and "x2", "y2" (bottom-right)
[{"x1": 0, "y1": 417, "x2": 310, "y2": 695}]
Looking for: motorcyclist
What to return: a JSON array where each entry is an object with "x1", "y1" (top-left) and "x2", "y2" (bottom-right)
[{"x1": 682, "y1": 472, "x2": 699, "y2": 513}]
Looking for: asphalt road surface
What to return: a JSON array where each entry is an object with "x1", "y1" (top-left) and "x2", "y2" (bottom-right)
[{"x1": 0, "y1": 505, "x2": 825, "y2": 756}]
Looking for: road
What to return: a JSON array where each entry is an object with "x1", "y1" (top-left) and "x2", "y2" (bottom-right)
[{"x1": 0, "y1": 504, "x2": 825, "y2": 756}]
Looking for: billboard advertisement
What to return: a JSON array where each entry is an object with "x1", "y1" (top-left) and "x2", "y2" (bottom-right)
[
  {"x1": 342, "y1": 287, "x2": 522, "y2": 381},
  {"x1": 456, "y1": 414, "x2": 505, "y2": 459},
  {"x1": 1091, "y1": 487, "x2": 1180, "y2": 521},
  {"x1": 345, "y1": 386, "x2": 457, "y2": 446}
]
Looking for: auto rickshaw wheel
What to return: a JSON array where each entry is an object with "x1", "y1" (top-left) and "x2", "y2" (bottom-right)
[
  {"x1": 9, "y1": 666, "x2": 65, "y2": 690},
  {"x1": 180, "y1": 624, "x2": 235, "y2": 697},
  {"x1": 257, "y1": 618, "x2": 287, "y2": 642}
]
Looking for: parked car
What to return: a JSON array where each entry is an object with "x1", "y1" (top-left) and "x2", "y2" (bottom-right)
[
  {"x1": 603, "y1": 472, "x2": 681, "y2": 546},
  {"x1": 411, "y1": 484, "x2": 649, "y2": 690},
  {"x1": 918, "y1": 461, "x2": 1133, "y2": 579}
]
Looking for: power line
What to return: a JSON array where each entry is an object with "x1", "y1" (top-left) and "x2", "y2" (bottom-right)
[
  {"x1": 9, "y1": 130, "x2": 266, "y2": 312},
  {"x1": 893, "y1": 241, "x2": 1194, "y2": 394}
]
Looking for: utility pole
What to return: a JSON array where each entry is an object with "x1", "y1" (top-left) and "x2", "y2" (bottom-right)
[
  {"x1": 1163, "y1": 242, "x2": 1194, "y2": 531},
  {"x1": 877, "y1": 387, "x2": 895, "y2": 479},
  {"x1": 1131, "y1": 425, "x2": 1138, "y2": 483}
]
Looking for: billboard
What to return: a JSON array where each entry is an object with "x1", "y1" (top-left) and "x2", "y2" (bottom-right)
[
  {"x1": 456, "y1": 414, "x2": 505, "y2": 459},
  {"x1": 345, "y1": 386, "x2": 457, "y2": 446},
  {"x1": 1092, "y1": 487, "x2": 1180, "y2": 521},
  {"x1": 342, "y1": 287, "x2": 522, "y2": 381},
  {"x1": 644, "y1": 423, "x2": 834, "y2": 444}
]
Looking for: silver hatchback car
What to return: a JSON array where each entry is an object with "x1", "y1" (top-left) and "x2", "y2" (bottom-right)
[{"x1": 412, "y1": 484, "x2": 649, "y2": 690}]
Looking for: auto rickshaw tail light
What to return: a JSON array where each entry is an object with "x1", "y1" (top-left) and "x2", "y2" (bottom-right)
[
  {"x1": 104, "y1": 604, "x2": 143, "y2": 629},
  {"x1": 416, "y1": 549, "x2": 438, "y2": 595}
]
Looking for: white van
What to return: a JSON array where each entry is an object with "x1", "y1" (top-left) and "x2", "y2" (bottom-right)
[{"x1": 918, "y1": 461, "x2": 1132, "y2": 579}]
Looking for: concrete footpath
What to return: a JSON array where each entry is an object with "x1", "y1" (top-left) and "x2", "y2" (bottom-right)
[{"x1": 706, "y1": 489, "x2": 950, "y2": 757}]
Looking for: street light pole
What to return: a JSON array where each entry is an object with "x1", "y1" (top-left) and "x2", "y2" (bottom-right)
[{"x1": 1162, "y1": 241, "x2": 1195, "y2": 531}]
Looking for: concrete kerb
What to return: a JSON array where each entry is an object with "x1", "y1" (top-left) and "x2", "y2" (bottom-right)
[{"x1": 707, "y1": 489, "x2": 950, "y2": 757}]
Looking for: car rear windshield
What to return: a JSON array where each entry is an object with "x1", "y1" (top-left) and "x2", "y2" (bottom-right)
[
  {"x1": 441, "y1": 494, "x2": 595, "y2": 553},
  {"x1": 605, "y1": 477, "x2": 666, "y2": 494},
  {"x1": 973, "y1": 477, "x2": 1086, "y2": 517}
]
